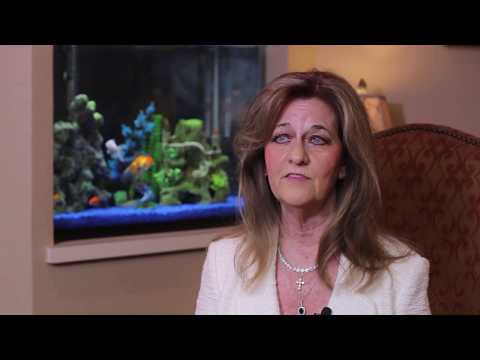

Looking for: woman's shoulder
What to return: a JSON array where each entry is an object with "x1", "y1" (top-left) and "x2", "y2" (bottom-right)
[
  {"x1": 204, "y1": 235, "x2": 245, "y2": 290},
  {"x1": 209, "y1": 235, "x2": 243, "y2": 254},
  {"x1": 373, "y1": 234, "x2": 431, "y2": 303},
  {"x1": 207, "y1": 232, "x2": 245, "y2": 264},
  {"x1": 378, "y1": 234, "x2": 431, "y2": 314},
  {"x1": 340, "y1": 234, "x2": 429, "y2": 289},
  {"x1": 340, "y1": 234, "x2": 429, "y2": 290},
  {"x1": 379, "y1": 233, "x2": 429, "y2": 268}
]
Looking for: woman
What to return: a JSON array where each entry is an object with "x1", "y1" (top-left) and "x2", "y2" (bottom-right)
[{"x1": 195, "y1": 70, "x2": 431, "y2": 315}]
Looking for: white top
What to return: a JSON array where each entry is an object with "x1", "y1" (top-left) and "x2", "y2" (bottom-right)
[{"x1": 195, "y1": 236, "x2": 431, "y2": 315}]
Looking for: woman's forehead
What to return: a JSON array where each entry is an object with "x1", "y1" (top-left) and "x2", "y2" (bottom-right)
[{"x1": 275, "y1": 98, "x2": 337, "y2": 130}]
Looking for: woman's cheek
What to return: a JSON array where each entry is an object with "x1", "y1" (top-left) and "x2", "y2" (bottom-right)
[{"x1": 264, "y1": 145, "x2": 284, "y2": 176}]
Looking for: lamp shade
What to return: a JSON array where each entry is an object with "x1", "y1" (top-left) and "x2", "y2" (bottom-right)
[
  {"x1": 362, "y1": 95, "x2": 393, "y2": 132},
  {"x1": 356, "y1": 79, "x2": 393, "y2": 133}
]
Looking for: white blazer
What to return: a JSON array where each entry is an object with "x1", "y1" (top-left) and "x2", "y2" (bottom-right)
[{"x1": 195, "y1": 236, "x2": 431, "y2": 315}]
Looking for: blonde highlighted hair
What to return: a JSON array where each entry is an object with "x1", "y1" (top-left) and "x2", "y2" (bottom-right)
[{"x1": 224, "y1": 70, "x2": 411, "y2": 290}]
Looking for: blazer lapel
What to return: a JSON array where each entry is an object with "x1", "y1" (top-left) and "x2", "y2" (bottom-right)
[
  {"x1": 234, "y1": 253, "x2": 281, "y2": 315},
  {"x1": 327, "y1": 254, "x2": 379, "y2": 315}
]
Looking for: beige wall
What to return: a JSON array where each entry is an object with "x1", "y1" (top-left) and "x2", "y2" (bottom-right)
[
  {"x1": 0, "y1": 45, "x2": 34, "y2": 314},
  {"x1": 0, "y1": 45, "x2": 288, "y2": 315},
  {"x1": 266, "y1": 45, "x2": 288, "y2": 82},
  {"x1": 289, "y1": 45, "x2": 480, "y2": 136}
]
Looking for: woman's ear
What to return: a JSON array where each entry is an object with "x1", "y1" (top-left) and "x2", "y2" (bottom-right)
[{"x1": 338, "y1": 166, "x2": 346, "y2": 180}]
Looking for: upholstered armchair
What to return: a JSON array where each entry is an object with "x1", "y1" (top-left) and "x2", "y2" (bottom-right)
[{"x1": 375, "y1": 124, "x2": 480, "y2": 315}]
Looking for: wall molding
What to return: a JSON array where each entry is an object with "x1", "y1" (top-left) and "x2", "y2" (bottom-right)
[{"x1": 46, "y1": 225, "x2": 237, "y2": 264}]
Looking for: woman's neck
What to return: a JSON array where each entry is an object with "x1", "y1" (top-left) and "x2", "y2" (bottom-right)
[{"x1": 278, "y1": 199, "x2": 336, "y2": 266}]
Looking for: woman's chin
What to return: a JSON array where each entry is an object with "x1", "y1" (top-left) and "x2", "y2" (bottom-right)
[{"x1": 278, "y1": 195, "x2": 318, "y2": 209}]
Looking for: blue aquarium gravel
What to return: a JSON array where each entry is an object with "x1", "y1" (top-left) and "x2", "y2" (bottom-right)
[{"x1": 54, "y1": 195, "x2": 243, "y2": 230}]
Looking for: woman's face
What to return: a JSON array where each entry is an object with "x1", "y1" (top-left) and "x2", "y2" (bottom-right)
[{"x1": 264, "y1": 98, "x2": 344, "y2": 211}]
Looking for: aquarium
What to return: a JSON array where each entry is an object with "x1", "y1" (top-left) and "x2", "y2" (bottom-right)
[{"x1": 53, "y1": 45, "x2": 265, "y2": 242}]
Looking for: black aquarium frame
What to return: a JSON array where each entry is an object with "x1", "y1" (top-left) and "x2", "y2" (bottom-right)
[
  {"x1": 54, "y1": 213, "x2": 241, "y2": 242},
  {"x1": 53, "y1": 45, "x2": 265, "y2": 243}
]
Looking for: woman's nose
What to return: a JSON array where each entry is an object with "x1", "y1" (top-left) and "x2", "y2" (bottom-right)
[{"x1": 288, "y1": 141, "x2": 309, "y2": 165}]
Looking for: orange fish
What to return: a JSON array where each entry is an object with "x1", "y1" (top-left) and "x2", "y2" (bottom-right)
[
  {"x1": 125, "y1": 154, "x2": 154, "y2": 174},
  {"x1": 88, "y1": 195, "x2": 101, "y2": 206},
  {"x1": 53, "y1": 192, "x2": 62, "y2": 202}
]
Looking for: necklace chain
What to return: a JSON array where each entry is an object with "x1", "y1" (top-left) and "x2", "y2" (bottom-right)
[
  {"x1": 277, "y1": 248, "x2": 319, "y2": 315},
  {"x1": 277, "y1": 248, "x2": 319, "y2": 273}
]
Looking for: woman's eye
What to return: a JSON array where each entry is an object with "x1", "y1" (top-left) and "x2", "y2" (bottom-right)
[
  {"x1": 310, "y1": 135, "x2": 328, "y2": 145},
  {"x1": 272, "y1": 134, "x2": 290, "y2": 144}
]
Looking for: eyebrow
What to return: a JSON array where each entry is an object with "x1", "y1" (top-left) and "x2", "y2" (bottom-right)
[{"x1": 275, "y1": 123, "x2": 331, "y2": 134}]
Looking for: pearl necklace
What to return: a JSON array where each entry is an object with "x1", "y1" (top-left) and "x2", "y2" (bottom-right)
[{"x1": 277, "y1": 248, "x2": 319, "y2": 315}]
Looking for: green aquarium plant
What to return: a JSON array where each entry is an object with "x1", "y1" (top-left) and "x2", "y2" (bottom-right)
[
  {"x1": 147, "y1": 118, "x2": 230, "y2": 205},
  {"x1": 105, "y1": 108, "x2": 232, "y2": 208}
]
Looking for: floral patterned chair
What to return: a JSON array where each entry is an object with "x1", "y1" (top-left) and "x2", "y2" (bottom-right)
[{"x1": 375, "y1": 124, "x2": 480, "y2": 315}]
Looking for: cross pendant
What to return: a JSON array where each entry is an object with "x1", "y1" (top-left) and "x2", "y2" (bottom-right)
[{"x1": 296, "y1": 277, "x2": 305, "y2": 290}]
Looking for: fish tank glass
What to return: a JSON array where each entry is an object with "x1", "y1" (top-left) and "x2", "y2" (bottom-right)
[{"x1": 53, "y1": 45, "x2": 265, "y2": 242}]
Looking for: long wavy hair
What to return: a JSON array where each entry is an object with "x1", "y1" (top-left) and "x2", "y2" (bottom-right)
[{"x1": 226, "y1": 70, "x2": 411, "y2": 291}]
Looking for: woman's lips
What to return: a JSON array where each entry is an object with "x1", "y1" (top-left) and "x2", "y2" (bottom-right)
[{"x1": 285, "y1": 174, "x2": 309, "y2": 180}]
